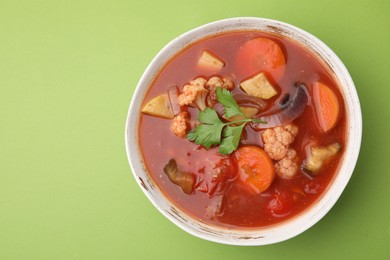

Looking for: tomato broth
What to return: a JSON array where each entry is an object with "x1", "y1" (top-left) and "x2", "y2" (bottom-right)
[{"x1": 139, "y1": 31, "x2": 346, "y2": 228}]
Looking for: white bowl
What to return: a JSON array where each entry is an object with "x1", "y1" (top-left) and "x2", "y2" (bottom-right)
[{"x1": 125, "y1": 17, "x2": 362, "y2": 245}]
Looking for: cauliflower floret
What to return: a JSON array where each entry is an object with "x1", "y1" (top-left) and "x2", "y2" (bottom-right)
[
  {"x1": 262, "y1": 123, "x2": 299, "y2": 178},
  {"x1": 206, "y1": 76, "x2": 235, "y2": 101},
  {"x1": 178, "y1": 77, "x2": 208, "y2": 111},
  {"x1": 171, "y1": 111, "x2": 190, "y2": 138},
  {"x1": 261, "y1": 124, "x2": 298, "y2": 160},
  {"x1": 275, "y1": 148, "x2": 299, "y2": 179}
]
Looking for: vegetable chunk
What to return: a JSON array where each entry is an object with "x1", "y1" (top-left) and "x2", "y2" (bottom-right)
[
  {"x1": 197, "y1": 50, "x2": 225, "y2": 72},
  {"x1": 302, "y1": 142, "x2": 341, "y2": 174},
  {"x1": 205, "y1": 76, "x2": 234, "y2": 102},
  {"x1": 275, "y1": 148, "x2": 299, "y2": 179},
  {"x1": 251, "y1": 83, "x2": 308, "y2": 130},
  {"x1": 235, "y1": 146, "x2": 275, "y2": 194},
  {"x1": 262, "y1": 124, "x2": 299, "y2": 179},
  {"x1": 235, "y1": 37, "x2": 286, "y2": 80},
  {"x1": 313, "y1": 82, "x2": 341, "y2": 132},
  {"x1": 262, "y1": 124, "x2": 298, "y2": 161},
  {"x1": 178, "y1": 77, "x2": 209, "y2": 111},
  {"x1": 164, "y1": 159, "x2": 195, "y2": 194},
  {"x1": 141, "y1": 94, "x2": 174, "y2": 119},
  {"x1": 171, "y1": 111, "x2": 190, "y2": 138},
  {"x1": 240, "y1": 72, "x2": 278, "y2": 99}
]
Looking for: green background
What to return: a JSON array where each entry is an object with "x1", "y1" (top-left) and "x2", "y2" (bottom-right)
[{"x1": 1, "y1": 0, "x2": 389, "y2": 259}]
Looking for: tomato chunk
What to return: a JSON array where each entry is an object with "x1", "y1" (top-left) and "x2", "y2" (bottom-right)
[
  {"x1": 268, "y1": 190, "x2": 293, "y2": 217},
  {"x1": 189, "y1": 149, "x2": 237, "y2": 196}
]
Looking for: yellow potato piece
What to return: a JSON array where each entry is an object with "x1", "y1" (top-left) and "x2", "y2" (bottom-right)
[
  {"x1": 197, "y1": 50, "x2": 224, "y2": 71},
  {"x1": 240, "y1": 72, "x2": 278, "y2": 99},
  {"x1": 141, "y1": 94, "x2": 174, "y2": 119}
]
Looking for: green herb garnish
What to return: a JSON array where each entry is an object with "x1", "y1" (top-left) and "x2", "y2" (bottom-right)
[{"x1": 187, "y1": 88, "x2": 266, "y2": 155}]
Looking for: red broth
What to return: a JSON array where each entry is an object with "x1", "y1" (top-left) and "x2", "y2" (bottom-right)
[{"x1": 139, "y1": 31, "x2": 346, "y2": 228}]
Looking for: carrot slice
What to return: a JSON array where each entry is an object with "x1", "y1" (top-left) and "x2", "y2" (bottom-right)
[
  {"x1": 313, "y1": 82, "x2": 341, "y2": 132},
  {"x1": 234, "y1": 146, "x2": 275, "y2": 194},
  {"x1": 235, "y1": 37, "x2": 286, "y2": 81}
]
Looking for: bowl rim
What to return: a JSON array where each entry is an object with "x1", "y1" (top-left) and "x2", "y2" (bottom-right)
[{"x1": 125, "y1": 17, "x2": 362, "y2": 246}]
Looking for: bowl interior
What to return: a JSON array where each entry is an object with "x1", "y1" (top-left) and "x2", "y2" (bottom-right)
[{"x1": 125, "y1": 17, "x2": 362, "y2": 245}]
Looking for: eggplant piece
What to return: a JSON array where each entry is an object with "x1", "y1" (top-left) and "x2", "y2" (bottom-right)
[
  {"x1": 302, "y1": 142, "x2": 341, "y2": 175},
  {"x1": 163, "y1": 159, "x2": 195, "y2": 194},
  {"x1": 251, "y1": 82, "x2": 308, "y2": 129}
]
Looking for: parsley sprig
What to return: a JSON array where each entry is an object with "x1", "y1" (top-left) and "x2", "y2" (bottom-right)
[{"x1": 187, "y1": 88, "x2": 266, "y2": 155}]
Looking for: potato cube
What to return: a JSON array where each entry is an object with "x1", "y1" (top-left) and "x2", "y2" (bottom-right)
[
  {"x1": 240, "y1": 72, "x2": 278, "y2": 99},
  {"x1": 141, "y1": 94, "x2": 174, "y2": 119},
  {"x1": 197, "y1": 50, "x2": 224, "y2": 72}
]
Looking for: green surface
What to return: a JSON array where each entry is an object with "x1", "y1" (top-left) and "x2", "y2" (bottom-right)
[{"x1": 0, "y1": 0, "x2": 389, "y2": 259}]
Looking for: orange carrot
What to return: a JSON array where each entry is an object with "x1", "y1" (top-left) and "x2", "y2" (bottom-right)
[
  {"x1": 313, "y1": 82, "x2": 341, "y2": 132},
  {"x1": 235, "y1": 146, "x2": 275, "y2": 194},
  {"x1": 235, "y1": 37, "x2": 286, "y2": 81}
]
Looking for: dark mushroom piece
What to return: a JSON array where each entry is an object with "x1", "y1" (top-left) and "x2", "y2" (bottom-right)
[
  {"x1": 163, "y1": 159, "x2": 195, "y2": 194},
  {"x1": 251, "y1": 82, "x2": 309, "y2": 129}
]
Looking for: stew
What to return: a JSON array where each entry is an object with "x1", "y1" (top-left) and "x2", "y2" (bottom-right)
[{"x1": 139, "y1": 30, "x2": 346, "y2": 228}]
